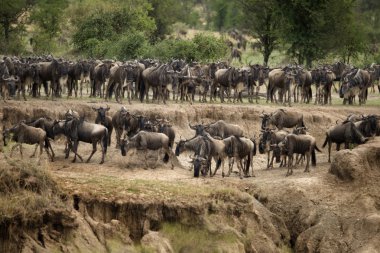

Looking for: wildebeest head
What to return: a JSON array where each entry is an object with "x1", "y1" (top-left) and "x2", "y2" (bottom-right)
[
  {"x1": 189, "y1": 155, "x2": 208, "y2": 177},
  {"x1": 292, "y1": 127, "x2": 307, "y2": 135},
  {"x1": 189, "y1": 123, "x2": 206, "y2": 136},
  {"x1": 259, "y1": 112, "x2": 271, "y2": 130},
  {"x1": 259, "y1": 128, "x2": 275, "y2": 154},
  {"x1": 93, "y1": 105, "x2": 110, "y2": 125},
  {"x1": 175, "y1": 138, "x2": 186, "y2": 156}
]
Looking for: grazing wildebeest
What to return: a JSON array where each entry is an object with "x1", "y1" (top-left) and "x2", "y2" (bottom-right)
[
  {"x1": 224, "y1": 136, "x2": 256, "y2": 179},
  {"x1": 3, "y1": 122, "x2": 53, "y2": 163},
  {"x1": 93, "y1": 105, "x2": 113, "y2": 146},
  {"x1": 279, "y1": 134, "x2": 321, "y2": 176},
  {"x1": 261, "y1": 109, "x2": 305, "y2": 130},
  {"x1": 322, "y1": 121, "x2": 368, "y2": 163},
  {"x1": 121, "y1": 131, "x2": 175, "y2": 169},
  {"x1": 53, "y1": 118, "x2": 108, "y2": 164},
  {"x1": 175, "y1": 135, "x2": 213, "y2": 176},
  {"x1": 188, "y1": 155, "x2": 209, "y2": 177},
  {"x1": 259, "y1": 128, "x2": 289, "y2": 169}
]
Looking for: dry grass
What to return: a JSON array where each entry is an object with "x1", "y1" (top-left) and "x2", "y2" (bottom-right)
[{"x1": 0, "y1": 156, "x2": 65, "y2": 223}]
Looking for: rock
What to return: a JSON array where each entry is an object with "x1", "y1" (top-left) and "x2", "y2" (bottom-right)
[{"x1": 140, "y1": 231, "x2": 174, "y2": 253}]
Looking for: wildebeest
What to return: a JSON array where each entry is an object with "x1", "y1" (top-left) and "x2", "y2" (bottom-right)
[
  {"x1": 340, "y1": 69, "x2": 370, "y2": 105},
  {"x1": 294, "y1": 68, "x2": 312, "y2": 103},
  {"x1": 105, "y1": 63, "x2": 128, "y2": 104},
  {"x1": 212, "y1": 67, "x2": 243, "y2": 103},
  {"x1": 112, "y1": 106, "x2": 128, "y2": 148},
  {"x1": 261, "y1": 109, "x2": 305, "y2": 130},
  {"x1": 322, "y1": 121, "x2": 368, "y2": 163},
  {"x1": 319, "y1": 68, "x2": 336, "y2": 105},
  {"x1": 26, "y1": 117, "x2": 56, "y2": 159},
  {"x1": 188, "y1": 155, "x2": 208, "y2": 177},
  {"x1": 37, "y1": 59, "x2": 59, "y2": 99},
  {"x1": 224, "y1": 136, "x2": 256, "y2": 179},
  {"x1": 140, "y1": 64, "x2": 179, "y2": 104},
  {"x1": 121, "y1": 131, "x2": 175, "y2": 169},
  {"x1": 91, "y1": 62, "x2": 111, "y2": 98},
  {"x1": 353, "y1": 115, "x2": 378, "y2": 138},
  {"x1": 203, "y1": 120, "x2": 244, "y2": 139},
  {"x1": 3, "y1": 122, "x2": 53, "y2": 163},
  {"x1": 175, "y1": 136, "x2": 213, "y2": 176},
  {"x1": 53, "y1": 118, "x2": 108, "y2": 164},
  {"x1": 259, "y1": 128, "x2": 289, "y2": 168},
  {"x1": 93, "y1": 105, "x2": 113, "y2": 146},
  {"x1": 267, "y1": 68, "x2": 295, "y2": 106},
  {"x1": 279, "y1": 134, "x2": 321, "y2": 176}
]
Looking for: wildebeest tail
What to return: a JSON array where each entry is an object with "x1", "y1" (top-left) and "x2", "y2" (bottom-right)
[
  {"x1": 315, "y1": 144, "x2": 322, "y2": 152},
  {"x1": 311, "y1": 149, "x2": 316, "y2": 166},
  {"x1": 163, "y1": 152, "x2": 169, "y2": 163},
  {"x1": 322, "y1": 135, "x2": 328, "y2": 148},
  {"x1": 139, "y1": 76, "x2": 145, "y2": 102}
]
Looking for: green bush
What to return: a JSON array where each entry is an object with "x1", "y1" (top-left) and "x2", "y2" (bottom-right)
[{"x1": 111, "y1": 31, "x2": 149, "y2": 60}]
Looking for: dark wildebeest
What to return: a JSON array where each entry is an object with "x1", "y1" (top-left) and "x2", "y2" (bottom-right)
[
  {"x1": 224, "y1": 136, "x2": 256, "y2": 179},
  {"x1": 175, "y1": 136, "x2": 213, "y2": 176},
  {"x1": 17, "y1": 63, "x2": 39, "y2": 101},
  {"x1": 91, "y1": 62, "x2": 111, "y2": 98},
  {"x1": 212, "y1": 67, "x2": 243, "y2": 103},
  {"x1": 140, "y1": 64, "x2": 179, "y2": 104},
  {"x1": 279, "y1": 134, "x2": 321, "y2": 176},
  {"x1": 319, "y1": 68, "x2": 336, "y2": 105},
  {"x1": 230, "y1": 48, "x2": 242, "y2": 63},
  {"x1": 322, "y1": 121, "x2": 368, "y2": 163},
  {"x1": 340, "y1": 69, "x2": 370, "y2": 105},
  {"x1": 37, "y1": 59, "x2": 59, "y2": 99},
  {"x1": 353, "y1": 115, "x2": 378, "y2": 138},
  {"x1": 1, "y1": 60, "x2": 19, "y2": 101},
  {"x1": 112, "y1": 106, "x2": 128, "y2": 148},
  {"x1": 188, "y1": 155, "x2": 209, "y2": 177},
  {"x1": 67, "y1": 61, "x2": 84, "y2": 98},
  {"x1": 156, "y1": 120, "x2": 175, "y2": 149},
  {"x1": 121, "y1": 131, "x2": 175, "y2": 169},
  {"x1": 3, "y1": 122, "x2": 53, "y2": 163},
  {"x1": 295, "y1": 68, "x2": 312, "y2": 104},
  {"x1": 53, "y1": 118, "x2": 108, "y2": 164},
  {"x1": 261, "y1": 109, "x2": 305, "y2": 130},
  {"x1": 259, "y1": 128, "x2": 289, "y2": 169},
  {"x1": 92, "y1": 105, "x2": 113, "y2": 146},
  {"x1": 247, "y1": 64, "x2": 268, "y2": 103}
]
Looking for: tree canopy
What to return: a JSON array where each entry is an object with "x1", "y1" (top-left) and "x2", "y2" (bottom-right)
[{"x1": 0, "y1": 0, "x2": 379, "y2": 66}]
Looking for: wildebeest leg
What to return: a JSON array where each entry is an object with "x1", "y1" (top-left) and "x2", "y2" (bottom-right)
[
  {"x1": 237, "y1": 159, "x2": 243, "y2": 179},
  {"x1": 86, "y1": 141, "x2": 97, "y2": 163},
  {"x1": 31, "y1": 143, "x2": 39, "y2": 158},
  {"x1": 328, "y1": 141, "x2": 332, "y2": 163},
  {"x1": 304, "y1": 152, "x2": 311, "y2": 172},
  {"x1": 286, "y1": 155, "x2": 293, "y2": 176}
]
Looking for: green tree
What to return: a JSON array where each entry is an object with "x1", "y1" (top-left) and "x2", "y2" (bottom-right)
[
  {"x1": 276, "y1": 0, "x2": 367, "y2": 67},
  {"x1": 30, "y1": 0, "x2": 68, "y2": 39},
  {"x1": 0, "y1": 0, "x2": 33, "y2": 53},
  {"x1": 236, "y1": 0, "x2": 280, "y2": 66}
]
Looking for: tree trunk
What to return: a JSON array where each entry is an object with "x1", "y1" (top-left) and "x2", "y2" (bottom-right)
[{"x1": 263, "y1": 47, "x2": 270, "y2": 66}]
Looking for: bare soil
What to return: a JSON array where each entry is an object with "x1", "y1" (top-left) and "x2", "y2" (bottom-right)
[{"x1": 1, "y1": 98, "x2": 380, "y2": 253}]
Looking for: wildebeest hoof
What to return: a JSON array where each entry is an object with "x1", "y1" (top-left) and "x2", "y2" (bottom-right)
[{"x1": 100, "y1": 161, "x2": 104, "y2": 164}]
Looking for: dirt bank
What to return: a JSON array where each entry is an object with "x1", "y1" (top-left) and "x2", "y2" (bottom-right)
[{"x1": 1, "y1": 100, "x2": 379, "y2": 252}]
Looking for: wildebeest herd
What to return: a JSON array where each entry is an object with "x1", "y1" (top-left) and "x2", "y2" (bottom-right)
[
  {"x1": 2, "y1": 106, "x2": 379, "y2": 177},
  {"x1": 1, "y1": 55, "x2": 380, "y2": 105}
]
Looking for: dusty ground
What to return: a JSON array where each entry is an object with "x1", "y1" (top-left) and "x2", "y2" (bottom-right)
[{"x1": 1, "y1": 97, "x2": 380, "y2": 252}]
